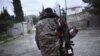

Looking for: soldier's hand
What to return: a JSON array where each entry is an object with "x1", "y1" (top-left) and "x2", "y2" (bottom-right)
[{"x1": 56, "y1": 32, "x2": 62, "y2": 39}]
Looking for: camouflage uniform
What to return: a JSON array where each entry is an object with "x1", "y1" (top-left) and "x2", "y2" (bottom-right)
[{"x1": 35, "y1": 18, "x2": 60, "y2": 56}]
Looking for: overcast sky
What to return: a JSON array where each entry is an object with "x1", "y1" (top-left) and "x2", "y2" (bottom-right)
[{"x1": 0, "y1": 0, "x2": 87, "y2": 16}]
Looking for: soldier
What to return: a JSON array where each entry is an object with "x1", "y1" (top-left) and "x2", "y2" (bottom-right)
[
  {"x1": 35, "y1": 8, "x2": 60, "y2": 56},
  {"x1": 35, "y1": 8, "x2": 78, "y2": 56}
]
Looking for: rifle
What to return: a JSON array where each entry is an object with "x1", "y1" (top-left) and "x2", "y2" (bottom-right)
[{"x1": 58, "y1": 4, "x2": 74, "y2": 56}]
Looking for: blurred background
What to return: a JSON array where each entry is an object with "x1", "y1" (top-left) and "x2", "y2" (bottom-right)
[{"x1": 0, "y1": 0, "x2": 100, "y2": 56}]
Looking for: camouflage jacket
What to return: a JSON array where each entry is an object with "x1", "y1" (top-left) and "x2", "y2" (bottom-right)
[{"x1": 35, "y1": 18, "x2": 60, "y2": 56}]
